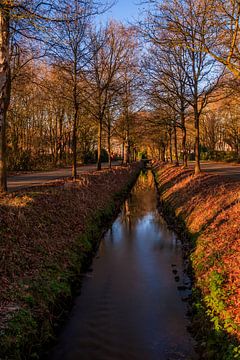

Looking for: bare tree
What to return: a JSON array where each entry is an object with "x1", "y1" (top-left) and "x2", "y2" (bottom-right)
[
  {"x1": 143, "y1": 44, "x2": 191, "y2": 167},
  {"x1": 84, "y1": 22, "x2": 133, "y2": 170},
  {"x1": 141, "y1": 0, "x2": 222, "y2": 174},
  {"x1": 0, "y1": 0, "x2": 112, "y2": 190}
]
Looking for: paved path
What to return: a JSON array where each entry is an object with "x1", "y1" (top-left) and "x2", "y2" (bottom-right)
[
  {"x1": 187, "y1": 161, "x2": 240, "y2": 179},
  {"x1": 7, "y1": 161, "x2": 240, "y2": 192},
  {"x1": 8, "y1": 162, "x2": 121, "y2": 192}
]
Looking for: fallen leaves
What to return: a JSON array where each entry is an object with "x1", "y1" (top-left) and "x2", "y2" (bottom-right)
[
  {"x1": 156, "y1": 163, "x2": 240, "y2": 340},
  {"x1": 0, "y1": 164, "x2": 140, "y2": 333}
]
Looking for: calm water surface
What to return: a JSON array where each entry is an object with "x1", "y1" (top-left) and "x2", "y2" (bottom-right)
[{"x1": 47, "y1": 171, "x2": 196, "y2": 360}]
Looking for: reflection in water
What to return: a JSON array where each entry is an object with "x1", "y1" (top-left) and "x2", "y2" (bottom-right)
[{"x1": 47, "y1": 171, "x2": 197, "y2": 360}]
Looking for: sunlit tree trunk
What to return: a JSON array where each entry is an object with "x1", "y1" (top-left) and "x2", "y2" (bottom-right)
[
  {"x1": 173, "y1": 123, "x2": 179, "y2": 166},
  {"x1": 123, "y1": 131, "x2": 130, "y2": 164},
  {"x1": 72, "y1": 70, "x2": 78, "y2": 179},
  {"x1": 180, "y1": 105, "x2": 187, "y2": 167},
  {"x1": 0, "y1": 6, "x2": 10, "y2": 192},
  {"x1": 193, "y1": 79, "x2": 201, "y2": 175},
  {"x1": 169, "y1": 129, "x2": 173, "y2": 163},
  {"x1": 182, "y1": 125, "x2": 187, "y2": 168},
  {"x1": 72, "y1": 108, "x2": 78, "y2": 178},
  {"x1": 194, "y1": 110, "x2": 201, "y2": 175}
]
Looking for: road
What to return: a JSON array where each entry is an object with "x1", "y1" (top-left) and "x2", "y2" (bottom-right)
[
  {"x1": 7, "y1": 161, "x2": 240, "y2": 192},
  {"x1": 188, "y1": 161, "x2": 240, "y2": 179},
  {"x1": 8, "y1": 162, "x2": 121, "y2": 192}
]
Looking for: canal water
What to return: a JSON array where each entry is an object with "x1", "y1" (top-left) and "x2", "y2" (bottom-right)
[{"x1": 47, "y1": 171, "x2": 197, "y2": 360}]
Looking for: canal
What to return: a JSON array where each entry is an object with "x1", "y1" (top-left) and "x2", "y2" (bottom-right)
[{"x1": 47, "y1": 170, "x2": 197, "y2": 360}]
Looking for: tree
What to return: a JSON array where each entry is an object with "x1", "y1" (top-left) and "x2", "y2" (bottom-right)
[
  {"x1": 0, "y1": 0, "x2": 111, "y2": 191},
  {"x1": 0, "y1": 3, "x2": 10, "y2": 191},
  {"x1": 184, "y1": 0, "x2": 240, "y2": 78},
  {"x1": 84, "y1": 22, "x2": 133, "y2": 170},
  {"x1": 141, "y1": 0, "x2": 222, "y2": 174},
  {"x1": 143, "y1": 44, "x2": 191, "y2": 167},
  {"x1": 48, "y1": 1, "x2": 95, "y2": 178}
]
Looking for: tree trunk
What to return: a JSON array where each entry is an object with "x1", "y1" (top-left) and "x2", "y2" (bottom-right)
[
  {"x1": 169, "y1": 130, "x2": 173, "y2": 163},
  {"x1": 59, "y1": 110, "x2": 63, "y2": 163},
  {"x1": 123, "y1": 140, "x2": 129, "y2": 164},
  {"x1": 107, "y1": 128, "x2": 111, "y2": 169},
  {"x1": 97, "y1": 119, "x2": 102, "y2": 171},
  {"x1": 72, "y1": 108, "x2": 77, "y2": 179},
  {"x1": 182, "y1": 126, "x2": 187, "y2": 168},
  {"x1": 72, "y1": 59, "x2": 78, "y2": 179},
  {"x1": 0, "y1": 6, "x2": 10, "y2": 192},
  {"x1": 161, "y1": 144, "x2": 166, "y2": 162},
  {"x1": 123, "y1": 121, "x2": 130, "y2": 164},
  {"x1": 121, "y1": 142, "x2": 124, "y2": 164},
  {"x1": 180, "y1": 110, "x2": 187, "y2": 167},
  {"x1": 194, "y1": 113, "x2": 201, "y2": 175},
  {"x1": 174, "y1": 124, "x2": 179, "y2": 166}
]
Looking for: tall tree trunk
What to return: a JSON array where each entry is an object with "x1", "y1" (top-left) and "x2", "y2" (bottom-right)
[
  {"x1": 174, "y1": 124, "x2": 179, "y2": 166},
  {"x1": 123, "y1": 140, "x2": 129, "y2": 164},
  {"x1": 169, "y1": 130, "x2": 173, "y2": 163},
  {"x1": 72, "y1": 107, "x2": 78, "y2": 179},
  {"x1": 194, "y1": 112, "x2": 201, "y2": 175},
  {"x1": 181, "y1": 110, "x2": 187, "y2": 168},
  {"x1": 123, "y1": 124, "x2": 130, "y2": 164},
  {"x1": 97, "y1": 119, "x2": 102, "y2": 171},
  {"x1": 107, "y1": 127, "x2": 111, "y2": 169},
  {"x1": 54, "y1": 114, "x2": 58, "y2": 165},
  {"x1": 182, "y1": 126, "x2": 187, "y2": 168},
  {"x1": 59, "y1": 110, "x2": 63, "y2": 163},
  {"x1": 160, "y1": 143, "x2": 166, "y2": 162},
  {"x1": 0, "y1": 6, "x2": 10, "y2": 192},
  {"x1": 121, "y1": 142, "x2": 124, "y2": 164},
  {"x1": 72, "y1": 60, "x2": 78, "y2": 179}
]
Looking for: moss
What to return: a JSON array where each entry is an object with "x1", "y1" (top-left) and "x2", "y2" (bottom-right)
[{"x1": 1, "y1": 309, "x2": 38, "y2": 360}]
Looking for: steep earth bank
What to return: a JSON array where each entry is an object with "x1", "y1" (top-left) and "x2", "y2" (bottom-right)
[
  {"x1": 153, "y1": 162, "x2": 240, "y2": 360},
  {"x1": 0, "y1": 163, "x2": 141, "y2": 359}
]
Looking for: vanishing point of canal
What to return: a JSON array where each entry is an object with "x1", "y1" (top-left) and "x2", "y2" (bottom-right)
[{"x1": 47, "y1": 171, "x2": 197, "y2": 360}]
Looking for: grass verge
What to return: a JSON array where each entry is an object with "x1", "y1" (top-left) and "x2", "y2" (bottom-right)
[
  {"x1": 152, "y1": 162, "x2": 240, "y2": 360},
  {"x1": 0, "y1": 163, "x2": 142, "y2": 359}
]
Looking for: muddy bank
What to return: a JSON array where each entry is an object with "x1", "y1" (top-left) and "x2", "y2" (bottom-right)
[
  {"x1": 0, "y1": 163, "x2": 141, "y2": 359},
  {"x1": 152, "y1": 162, "x2": 240, "y2": 360}
]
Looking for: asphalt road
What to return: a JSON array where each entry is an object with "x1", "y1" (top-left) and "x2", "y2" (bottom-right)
[
  {"x1": 7, "y1": 161, "x2": 240, "y2": 192},
  {"x1": 188, "y1": 161, "x2": 240, "y2": 179},
  {"x1": 8, "y1": 162, "x2": 121, "y2": 192}
]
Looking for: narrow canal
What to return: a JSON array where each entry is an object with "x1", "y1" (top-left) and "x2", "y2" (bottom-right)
[{"x1": 47, "y1": 171, "x2": 197, "y2": 360}]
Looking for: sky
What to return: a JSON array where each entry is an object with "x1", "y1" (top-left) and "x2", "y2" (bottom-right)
[{"x1": 99, "y1": 0, "x2": 142, "y2": 24}]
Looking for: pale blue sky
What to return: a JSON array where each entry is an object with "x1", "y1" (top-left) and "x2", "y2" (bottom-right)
[{"x1": 100, "y1": 0, "x2": 141, "y2": 23}]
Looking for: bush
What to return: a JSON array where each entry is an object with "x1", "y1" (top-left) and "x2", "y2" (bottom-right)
[
  {"x1": 80, "y1": 150, "x2": 95, "y2": 164},
  {"x1": 94, "y1": 148, "x2": 109, "y2": 163},
  {"x1": 138, "y1": 151, "x2": 147, "y2": 160},
  {"x1": 7, "y1": 150, "x2": 33, "y2": 171}
]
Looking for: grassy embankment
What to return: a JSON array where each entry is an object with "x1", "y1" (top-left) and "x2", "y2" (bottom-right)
[
  {"x1": 0, "y1": 163, "x2": 141, "y2": 359},
  {"x1": 153, "y1": 162, "x2": 240, "y2": 360}
]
